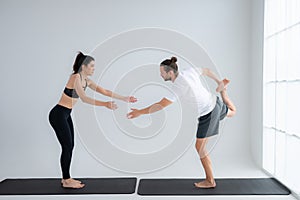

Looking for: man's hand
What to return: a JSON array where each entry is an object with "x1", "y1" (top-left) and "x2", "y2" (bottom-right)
[
  {"x1": 127, "y1": 108, "x2": 141, "y2": 119},
  {"x1": 126, "y1": 98, "x2": 172, "y2": 119}
]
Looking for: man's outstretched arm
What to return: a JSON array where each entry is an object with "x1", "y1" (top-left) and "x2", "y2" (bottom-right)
[{"x1": 127, "y1": 98, "x2": 172, "y2": 119}]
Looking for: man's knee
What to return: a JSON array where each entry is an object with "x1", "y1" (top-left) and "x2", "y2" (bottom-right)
[
  {"x1": 195, "y1": 143, "x2": 200, "y2": 152},
  {"x1": 196, "y1": 145, "x2": 207, "y2": 158},
  {"x1": 199, "y1": 150, "x2": 208, "y2": 159}
]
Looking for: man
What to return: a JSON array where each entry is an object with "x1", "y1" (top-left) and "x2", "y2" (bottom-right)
[{"x1": 127, "y1": 57, "x2": 236, "y2": 188}]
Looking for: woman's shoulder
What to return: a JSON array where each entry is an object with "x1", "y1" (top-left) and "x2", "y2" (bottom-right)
[
  {"x1": 70, "y1": 73, "x2": 80, "y2": 79},
  {"x1": 66, "y1": 74, "x2": 80, "y2": 86}
]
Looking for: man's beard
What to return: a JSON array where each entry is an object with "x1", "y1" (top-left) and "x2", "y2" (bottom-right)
[{"x1": 164, "y1": 77, "x2": 171, "y2": 81}]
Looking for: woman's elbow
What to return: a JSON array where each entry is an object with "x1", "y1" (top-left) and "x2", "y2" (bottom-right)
[{"x1": 80, "y1": 96, "x2": 89, "y2": 103}]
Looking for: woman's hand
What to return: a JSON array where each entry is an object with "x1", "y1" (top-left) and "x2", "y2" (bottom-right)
[
  {"x1": 122, "y1": 96, "x2": 138, "y2": 103},
  {"x1": 105, "y1": 101, "x2": 118, "y2": 110}
]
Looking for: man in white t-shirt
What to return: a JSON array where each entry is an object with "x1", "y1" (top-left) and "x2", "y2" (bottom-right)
[{"x1": 127, "y1": 57, "x2": 236, "y2": 189}]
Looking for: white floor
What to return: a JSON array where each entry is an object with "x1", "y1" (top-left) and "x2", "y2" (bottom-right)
[{"x1": 0, "y1": 149, "x2": 298, "y2": 200}]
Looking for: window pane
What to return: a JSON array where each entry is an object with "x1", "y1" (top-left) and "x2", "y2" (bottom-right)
[
  {"x1": 264, "y1": 83, "x2": 276, "y2": 127},
  {"x1": 286, "y1": 136, "x2": 300, "y2": 194},
  {"x1": 277, "y1": 0, "x2": 287, "y2": 31},
  {"x1": 274, "y1": 130, "x2": 287, "y2": 179},
  {"x1": 264, "y1": 0, "x2": 275, "y2": 36},
  {"x1": 287, "y1": 24, "x2": 300, "y2": 80},
  {"x1": 264, "y1": 37, "x2": 276, "y2": 82},
  {"x1": 276, "y1": 32, "x2": 288, "y2": 81},
  {"x1": 263, "y1": 128, "x2": 276, "y2": 174},
  {"x1": 286, "y1": 0, "x2": 300, "y2": 27},
  {"x1": 275, "y1": 82, "x2": 287, "y2": 131},
  {"x1": 286, "y1": 82, "x2": 300, "y2": 137}
]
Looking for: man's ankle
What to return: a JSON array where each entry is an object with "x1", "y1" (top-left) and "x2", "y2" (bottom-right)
[{"x1": 206, "y1": 178, "x2": 215, "y2": 184}]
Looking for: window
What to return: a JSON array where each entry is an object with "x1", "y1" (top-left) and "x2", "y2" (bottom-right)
[{"x1": 263, "y1": 0, "x2": 300, "y2": 195}]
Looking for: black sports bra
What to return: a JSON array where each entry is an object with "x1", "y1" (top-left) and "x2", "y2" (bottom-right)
[{"x1": 64, "y1": 74, "x2": 88, "y2": 98}]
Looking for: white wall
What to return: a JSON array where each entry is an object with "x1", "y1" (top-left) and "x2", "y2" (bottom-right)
[
  {"x1": 0, "y1": 0, "x2": 262, "y2": 180},
  {"x1": 250, "y1": 0, "x2": 265, "y2": 168}
]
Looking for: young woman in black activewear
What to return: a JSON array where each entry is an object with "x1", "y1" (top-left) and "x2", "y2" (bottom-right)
[{"x1": 49, "y1": 52, "x2": 137, "y2": 189}]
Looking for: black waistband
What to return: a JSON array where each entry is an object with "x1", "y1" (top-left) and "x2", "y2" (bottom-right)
[{"x1": 55, "y1": 104, "x2": 72, "y2": 112}]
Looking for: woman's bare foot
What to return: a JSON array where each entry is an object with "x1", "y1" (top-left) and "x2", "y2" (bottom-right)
[
  {"x1": 194, "y1": 179, "x2": 216, "y2": 189},
  {"x1": 216, "y1": 79, "x2": 230, "y2": 92},
  {"x1": 61, "y1": 179, "x2": 84, "y2": 189},
  {"x1": 61, "y1": 178, "x2": 82, "y2": 184}
]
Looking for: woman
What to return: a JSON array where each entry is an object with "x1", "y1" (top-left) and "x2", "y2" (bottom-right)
[{"x1": 49, "y1": 52, "x2": 137, "y2": 189}]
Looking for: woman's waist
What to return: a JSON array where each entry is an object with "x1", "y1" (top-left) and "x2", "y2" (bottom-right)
[{"x1": 58, "y1": 95, "x2": 78, "y2": 109}]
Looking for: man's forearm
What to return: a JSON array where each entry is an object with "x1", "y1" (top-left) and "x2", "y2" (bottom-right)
[{"x1": 139, "y1": 103, "x2": 163, "y2": 115}]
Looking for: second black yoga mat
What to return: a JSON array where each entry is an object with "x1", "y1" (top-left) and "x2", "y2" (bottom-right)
[{"x1": 138, "y1": 178, "x2": 290, "y2": 195}]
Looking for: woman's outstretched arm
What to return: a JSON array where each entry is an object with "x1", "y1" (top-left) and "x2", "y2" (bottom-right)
[
  {"x1": 74, "y1": 74, "x2": 117, "y2": 110},
  {"x1": 87, "y1": 79, "x2": 137, "y2": 103}
]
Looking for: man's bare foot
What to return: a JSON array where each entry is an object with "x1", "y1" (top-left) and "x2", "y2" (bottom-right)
[
  {"x1": 194, "y1": 180, "x2": 216, "y2": 189},
  {"x1": 62, "y1": 179, "x2": 85, "y2": 189},
  {"x1": 216, "y1": 79, "x2": 230, "y2": 92}
]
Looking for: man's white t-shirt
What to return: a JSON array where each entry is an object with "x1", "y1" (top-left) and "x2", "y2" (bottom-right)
[{"x1": 165, "y1": 67, "x2": 216, "y2": 117}]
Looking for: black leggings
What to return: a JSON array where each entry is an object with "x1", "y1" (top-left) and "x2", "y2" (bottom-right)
[{"x1": 48, "y1": 104, "x2": 74, "y2": 179}]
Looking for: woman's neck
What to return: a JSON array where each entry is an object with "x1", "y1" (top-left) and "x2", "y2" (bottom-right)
[{"x1": 79, "y1": 72, "x2": 88, "y2": 80}]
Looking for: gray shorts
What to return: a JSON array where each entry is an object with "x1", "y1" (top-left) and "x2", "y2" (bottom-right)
[{"x1": 196, "y1": 96, "x2": 228, "y2": 138}]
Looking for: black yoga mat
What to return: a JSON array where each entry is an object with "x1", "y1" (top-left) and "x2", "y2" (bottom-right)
[
  {"x1": 138, "y1": 178, "x2": 290, "y2": 195},
  {"x1": 0, "y1": 177, "x2": 137, "y2": 195}
]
